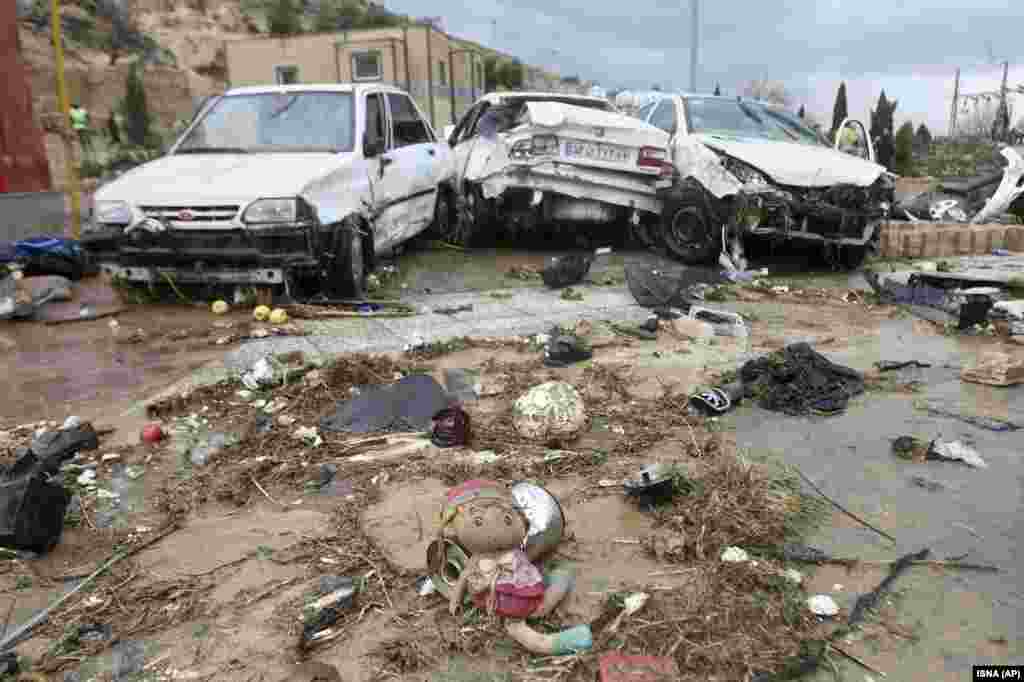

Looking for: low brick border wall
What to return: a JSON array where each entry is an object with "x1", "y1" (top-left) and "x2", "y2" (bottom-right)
[{"x1": 879, "y1": 221, "x2": 1024, "y2": 258}]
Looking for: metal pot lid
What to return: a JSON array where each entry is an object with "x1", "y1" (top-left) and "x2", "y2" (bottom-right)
[{"x1": 510, "y1": 481, "x2": 565, "y2": 558}]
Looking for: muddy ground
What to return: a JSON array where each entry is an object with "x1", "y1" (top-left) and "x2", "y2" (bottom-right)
[{"x1": 1, "y1": 242, "x2": 1021, "y2": 681}]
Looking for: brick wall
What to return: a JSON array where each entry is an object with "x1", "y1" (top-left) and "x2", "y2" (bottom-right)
[{"x1": 879, "y1": 221, "x2": 1024, "y2": 258}]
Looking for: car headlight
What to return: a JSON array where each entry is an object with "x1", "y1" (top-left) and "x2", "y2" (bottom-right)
[
  {"x1": 94, "y1": 200, "x2": 132, "y2": 225},
  {"x1": 243, "y1": 198, "x2": 298, "y2": 225},
  {"x1": 719, "y1": 155, "x2": 772, "y2": 187}
]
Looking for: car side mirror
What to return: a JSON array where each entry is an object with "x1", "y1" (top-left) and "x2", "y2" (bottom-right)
[
  {"x1": 442, "y1": 125, "x2": 456, "y2": 146},
  {"x1": 363, "y1": 133, "x2": 384, "y2": 158}
]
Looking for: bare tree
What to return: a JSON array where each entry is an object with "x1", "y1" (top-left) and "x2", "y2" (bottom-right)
[
  {"x1": 742, "y1": 79, "x2": 792, "y2": 107},
  {"x1": 958, "y1": 98, "x2": 1001, "y2": 139}
]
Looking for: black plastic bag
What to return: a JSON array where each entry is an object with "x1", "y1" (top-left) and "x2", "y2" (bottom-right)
[{"x1": 0, "y1": 452, "x2": 71, "y2": 553}]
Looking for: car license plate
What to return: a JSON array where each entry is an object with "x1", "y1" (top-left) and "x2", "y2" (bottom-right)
[{"x1": 564, "y1": 140, "x2": 631, "y2": 164}]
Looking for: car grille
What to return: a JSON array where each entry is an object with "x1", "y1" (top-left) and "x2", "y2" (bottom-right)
[{"x1": 139, "y1": 205, "x2": 240, "y2": 223}]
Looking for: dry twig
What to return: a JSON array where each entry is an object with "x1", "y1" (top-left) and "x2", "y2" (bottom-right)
[{"x1": 793, "y1": 465, "x2": 897, "y2": 543}]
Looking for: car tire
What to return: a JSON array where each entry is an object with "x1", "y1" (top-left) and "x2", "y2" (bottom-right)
[
  {"x1": 431, "y1": 186, "x2": 459, "y2": 243},
  {"x1": 659, "y1": 200, "x2": 720, "y2": 265},
  {"x1": 332, "y1": 218, "x2": 366, "y2": 298},
  {"x1": 456, "y1": 183, "x2": 490, "y2": 246}
]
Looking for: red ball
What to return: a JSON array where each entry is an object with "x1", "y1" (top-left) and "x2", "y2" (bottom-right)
[{"x1": 141, "y1": 423, "x2": 164, "y2": 444}]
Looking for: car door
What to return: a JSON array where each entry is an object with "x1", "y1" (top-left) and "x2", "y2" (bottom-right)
[
  {"x1": 451, "y1": 101, "x2": 487, "y2": 188},
  {"x1": 363, "y1": 90, "x2": 405, "y2": 251},
  {"x1": 372, "y1": 92, "x2": 443, "y2": 248}
]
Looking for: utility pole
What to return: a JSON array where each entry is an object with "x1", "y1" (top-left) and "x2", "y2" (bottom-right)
[
  {"x1": 998, "y1": 60, "x2": 1009, "y2": 141},
  {"x1": 51, "y1": 0, "x2": 81, "y2": 239},
  {"x1": 689, "y1": 0, "x2": 699, "y2": 92},
  {"x1": 948, "y1": 67, "x2": 960, "y2": 138}
]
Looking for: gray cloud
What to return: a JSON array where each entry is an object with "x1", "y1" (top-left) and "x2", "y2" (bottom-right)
[{"x1": 390, "y1": 0, "x2": 1023, "y2": 131}]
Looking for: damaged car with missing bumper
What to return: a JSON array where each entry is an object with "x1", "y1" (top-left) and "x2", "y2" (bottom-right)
[
  {"x1": 82, "y1": 84, "x2": 455, "y2": 298},
  {"x1": 441, "y1": 92, "x2": 671, "y2": 244},
  {"x1": 635, "y1": 93, "x2": 894, "y2": 267}
]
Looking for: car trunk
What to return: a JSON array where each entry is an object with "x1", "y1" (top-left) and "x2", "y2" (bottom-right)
[{"x1": 521, "y1": 101, "x2": 669, "y2": 176}]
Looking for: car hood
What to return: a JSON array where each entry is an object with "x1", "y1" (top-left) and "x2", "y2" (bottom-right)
[
  {"x1": 693, "y1": 134, "x2": 885, "y2": 187},
  {"x1": 95, "y1": 152, "x2": 351, "y2": 203}
]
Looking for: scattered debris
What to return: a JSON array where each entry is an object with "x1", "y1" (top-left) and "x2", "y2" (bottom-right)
[
  {"x1": 211, "y1": 300, "x2": 229, "y2": 315},
  {"x1": 930, "y1": 440, "x2": 988, "y2": 468},
  {"x1": 430, "y1": 406, "x2": 471, "y2": 448},
  {"x1": 443, "y1": 368, "x2": 481, "y2": 402},
  {"x1": 848, "y1": 548, "x2": 930, "y2": 627},
  {"x1": 918, "y1": 403, "x2": 1021, "y2": 432},
  {"x1": 140, "y1": 423, "x2": 163, "y2": 444},
  {"x1": 690, "y1": 306, "x2": 748, "y2": 337},
  {"x1": 293, "y1": 426, "x2": 322, "y2": 448},
  {"x1": 434, "y1": 304, "x2": 473, "y2": 315},
  {"x1": 543, "y1": 332, "x2": 593, "y2": 368},
  {"x1": 598, "y1": 651, "x2": 679, "y2": 679},
  {"x1": 784, "y1": 568, "x2": 804, "y2": 585},
  {"x1": 688, "y1": 382, "x2": 743, "y2": 416},
  {"x1": 741, "y1": 343, "x2": 865, "y2": 416},
  {"x1": 961, "y1": 352, "x2": 1024, "y2": 387},
  {"x1": 807, "y1": 595, "x2": 839, "y2": 617},
  {"x1": 320, "y1": 374, "x2": 448, "y2": 434},
  {"x1": 269, "y1": 308, "x2": 289, "y2": 325},
  {"x1": 721, "y1": 546, "x2": 750, "y2": 563},
  {"x1": 542, "y1": 254, "x2": 593, "y2": 289},
  {"x1": 909, "y1": 475, "x2": 945, "y2": 492},
  {"x1": 300, "y1": 578, "x2": 356, "y2": 648},
  {"x1": 875, "y1": 360, "x2": 931, "y2": 372},
  {"x1": 793, "y1": 466, "x2": 897, "y2": 543},
  {"x1": 512, "y1": 381, "x2": 587, "y2": 442},
  {"x1": 623, "y1": 463, "x2": 676, "y2": 509}
]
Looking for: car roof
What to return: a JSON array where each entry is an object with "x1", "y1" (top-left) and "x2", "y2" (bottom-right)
[
  {"x1": 223, "y1": 83, "x2": 408, "y2": 97},
  {"x1": 477, "y1": 91, "x2": 610, "y2": 105}
]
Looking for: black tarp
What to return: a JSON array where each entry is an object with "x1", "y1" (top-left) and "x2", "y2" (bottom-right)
[{"x1": 319, "y1": 374, "x2": 450, "y2": 433}]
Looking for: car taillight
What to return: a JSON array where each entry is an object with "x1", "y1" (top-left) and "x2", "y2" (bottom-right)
[
  {"x1": 638, "y1": 146, "x2": 672, "y2": 177},
  {"x1": 531, "y1": 135, "x2": 559, "y2": 155}
]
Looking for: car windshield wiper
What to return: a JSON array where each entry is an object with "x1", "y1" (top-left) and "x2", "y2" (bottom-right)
[{"x1": 175, "y1": 147, "x2": 250, "y2": 154}]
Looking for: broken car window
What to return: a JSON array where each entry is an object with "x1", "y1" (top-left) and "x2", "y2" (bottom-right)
[
  {"x1": 176, "y1": 92, "x2": 355, "y2": 153},
  {"x1": 387, "y1": 93, "x2": 433, "y2": 147},
  {"x1": 649, "y1": 100, "x2": 676, "y2": 134},
  {"x1": 365, "y1": 93, "x2": 386, "y2": 150},
  {"x1": 756, "y1": 105, "x2": 826, "y2": 146},
  {"x1": 683, "y1": 97, "x2": 789, "y2": 142}
]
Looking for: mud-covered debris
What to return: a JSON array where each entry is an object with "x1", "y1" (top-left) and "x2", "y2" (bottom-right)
[
  {"x1": 513, "y1": 381, "x2": 587, "y2": 442},
  {"x1": 544, "y1": 333, "x2": 592, "y2": 368},
  {"x1": 111, "y1": 640, "x2": 146, "y2": 681},
  {"x1": 875, "y1": 360, "x2": 931, "y2": 372},
  {"x1": 624, "y1": 463, "x2": 676, "y2": 509},
  {"x1": 293, "y1": 426, "x2": 323, "y2": 448},
  {"x1": 430, "y1": 406, "x2": 471, "y2": 448},
  {"x1": 909, "y1": 475, "x2": 945, "y2": 492},
  {"x1": 721, "y1": 546, "x2": 750, "y2": 563},
  {"x1": 241, "y1": 358, "x2": 276, "y2": 390},
  {"x1": 690, "y1": 306, "x2": 748, "y2": 337},
  {"x1": 671, "y1": 316, "x2": 715, "y2": 339},
  {"x1": 443, "y1": 368, "x2": 481, "y2": 402},
  {"x1": 301, "y1": 579, "x2": 356, "y2": 645},
  {"x1": 542, "y1": 254, "x2": 592, "y2": 289},
  {"x1": 321, "y1": 374, "x2": 448, "y2": 434},
  {"x1": 961, "y1": 352, "x2": 1024, "y2": 387},
  {"x1": 741, "y1": 343, "x2": 864, "y2": 416},
  {"x1": 784, "y1": 568, "x2": 803, "y2": 585},
  {"x1": 806, "y1": 595, "x2": 839, "y2": 617},
  {"x1": 599, "y1": 653, "x2": 679, "y2": 682}
]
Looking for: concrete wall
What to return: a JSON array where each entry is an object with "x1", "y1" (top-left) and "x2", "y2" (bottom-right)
[{"x1": 225, "y1": 27, "x2": 531, "y2": 129}]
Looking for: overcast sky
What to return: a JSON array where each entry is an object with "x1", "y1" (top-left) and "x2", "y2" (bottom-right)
[{"x1": 385, "y1": 0, "x2": 1023, "y2": 133}]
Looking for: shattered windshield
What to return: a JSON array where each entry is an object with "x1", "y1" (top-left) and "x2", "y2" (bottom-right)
[
  {"x1": 684, "y1": 97, "x2": 791, "y2": 141},
  {"x1": 175, "y1": 92, "x2": 356, "y2": 153},
  {"x1": 757, "y1": 105, "x2": 829, "y2": 146}
]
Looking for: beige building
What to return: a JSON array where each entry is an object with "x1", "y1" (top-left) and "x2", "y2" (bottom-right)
[{"x1": 224, "y1": 24, "x2": 579, "y2": 130}]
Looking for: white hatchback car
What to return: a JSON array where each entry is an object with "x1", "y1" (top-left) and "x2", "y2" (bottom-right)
[{"x1": 83, "y1": 83, "x2": 455, "y2": 297}]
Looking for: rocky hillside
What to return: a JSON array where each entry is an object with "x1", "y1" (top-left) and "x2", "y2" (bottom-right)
[{"x1": 17, "y1": 0, "x2": 263, "y2": 132}]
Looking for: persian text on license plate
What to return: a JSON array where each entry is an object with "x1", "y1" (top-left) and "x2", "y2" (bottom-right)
[{"x1": 564, "y1": 140, "x2": 631, "y2": 164}]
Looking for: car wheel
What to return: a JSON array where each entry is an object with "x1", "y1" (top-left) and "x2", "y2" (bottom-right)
[
  {"x1": 632, "y1": 216, "x2": 660, "y2": 249},
  {"x1": 659, "y1": 203, "x2": 719, "y2": 265},
  {"x1": 431, "y1": 187, "x2": 459, "y2": 243},
  {"x1": 456, "y1": 183, "x2": 490, "y2": 246},
  {"x1": 332, "y1": 219, "x2": 366, "y2": 298}
]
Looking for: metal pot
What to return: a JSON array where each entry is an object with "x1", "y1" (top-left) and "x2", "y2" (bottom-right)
[{"x1": 510, "y1": 481, "x2": 565, "y2": 560}]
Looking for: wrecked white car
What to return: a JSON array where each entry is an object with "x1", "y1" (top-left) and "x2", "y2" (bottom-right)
[
  {"x1": 82, "y1": 84, "x2": 454, "y2": 298},
  {"x1": 635, "y1": 94, "x2": 894, "y2": 267},
  {"x1": 441, "y1": 92, "x2": 671, "y2": 243}
]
